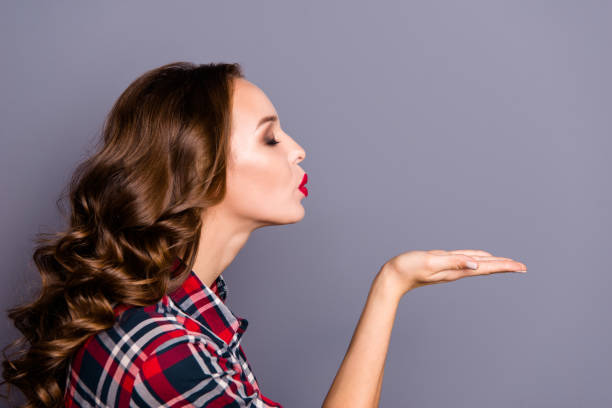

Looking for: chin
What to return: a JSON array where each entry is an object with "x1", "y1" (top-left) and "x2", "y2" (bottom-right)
[{"x1": 291, "y1": 208, "x2": 306, "y2": 223}]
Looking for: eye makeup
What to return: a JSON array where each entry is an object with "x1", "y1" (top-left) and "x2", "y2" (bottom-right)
[{"x1": 265, "y1": 136, "x2": 280, "y2": 146}]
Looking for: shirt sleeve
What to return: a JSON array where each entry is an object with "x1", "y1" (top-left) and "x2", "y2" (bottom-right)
[{"x1": 129, "y1": 336, "x2": 280, "y2": 407}]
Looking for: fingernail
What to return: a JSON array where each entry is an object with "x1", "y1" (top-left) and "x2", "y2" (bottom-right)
[
  {"x1": 513, "y1": 270, "x2": 527, "y2": 273},
  {"x1": 466, "y1": 261, "x2": 478, "y2": 269}
]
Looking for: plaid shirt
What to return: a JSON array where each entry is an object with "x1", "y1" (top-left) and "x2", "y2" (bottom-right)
[{"x1": 64, "y1": 257, "x2": 283, "y2": 407}]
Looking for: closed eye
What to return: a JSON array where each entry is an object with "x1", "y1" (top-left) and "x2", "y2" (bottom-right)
[{"x1": 265, "y1": 136, "x2": 280, "y2": 146}]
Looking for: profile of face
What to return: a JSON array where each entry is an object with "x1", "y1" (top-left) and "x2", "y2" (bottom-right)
[{"x1": 220, "y1": 77, "x2": 307, "y2": 229}]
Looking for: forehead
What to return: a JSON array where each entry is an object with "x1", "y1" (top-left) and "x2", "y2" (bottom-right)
[{"x1": 231, "y1": 77, "x2": 277, "y2": 132}]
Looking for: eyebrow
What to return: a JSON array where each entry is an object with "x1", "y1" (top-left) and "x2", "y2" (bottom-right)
[{"x1": 255, "y1": 114, "x2": 278, "y2": 131}]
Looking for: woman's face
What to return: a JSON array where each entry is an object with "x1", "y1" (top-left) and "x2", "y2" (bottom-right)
[{"x1": 223, "y1": 77, "x2": 307, "y2": 228}]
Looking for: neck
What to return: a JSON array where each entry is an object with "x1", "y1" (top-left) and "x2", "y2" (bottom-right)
[{"x1": 191, "y1": 205, "x2": 256, "y2": 288}]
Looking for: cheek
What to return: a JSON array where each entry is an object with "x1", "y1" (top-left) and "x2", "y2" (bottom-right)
[{"x1": 225, "y1": 158, "x2": 293, "y2": 213}]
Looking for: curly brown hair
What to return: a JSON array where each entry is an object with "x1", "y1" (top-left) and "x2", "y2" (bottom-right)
[{"x1": 1, "y1": 61, "x2": 244, "y2": 407}]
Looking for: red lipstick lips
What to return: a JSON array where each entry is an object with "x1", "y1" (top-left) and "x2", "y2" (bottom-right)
[{"x1": 298, "y1": 173, "x2": 308, "y2": 197}]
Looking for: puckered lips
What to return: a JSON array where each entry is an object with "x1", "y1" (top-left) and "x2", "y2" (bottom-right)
[{"x1": 298, "y1": 173, "x2": 308, "y2": 197}]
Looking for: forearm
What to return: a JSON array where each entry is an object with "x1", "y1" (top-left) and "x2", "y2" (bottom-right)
[
  {"x1": 373, "y1": 364, "x2": 384, "y2": 407},
  {"x1": 322, "y1": 267, "x2": 403, "y2": 408}
]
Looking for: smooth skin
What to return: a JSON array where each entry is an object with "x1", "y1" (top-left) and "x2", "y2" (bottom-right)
[
  {"x1": 321, "y1": 249, "x2": 527, "y2": 408},
  {"x1": 188, "y1": 77, "x2": 527, "y2": 407},
  {"x1": 189, "y1": 77, "x2": 306, "y2": 288}
]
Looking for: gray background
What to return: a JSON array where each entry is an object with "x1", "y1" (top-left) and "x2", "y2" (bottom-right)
[{"x1": 1, "y1": 1, "x2": 610, "y2": 407}]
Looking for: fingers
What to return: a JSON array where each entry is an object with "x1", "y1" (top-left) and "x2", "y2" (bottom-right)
[
  {"x1": 432, "y1": 258, "x2": 527, "y2": 285},
  {"x1": 414, "y1": 250, "x2": 527, "y2": 290},
  {"x1": 467, "y1": 259, "x2": 527, "y2": 274},
  {"x1": 468, "y1": 256, "x2": 516, "y2": 262},
  {"x1": 426, "y1": 252, "x2": 527, "y2": 273},
  {"x1": 448, "y1": 249, "x2": 494, "y2": 257},
  {"x1": 427, "y1": 249, "x2": 523, "y2": 267},
  {"x1": 427, "y1": 249, "x2": 495, "y2": 257}
]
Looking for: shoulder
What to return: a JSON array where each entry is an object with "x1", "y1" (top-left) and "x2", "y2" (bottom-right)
[
  {"x1": 81, "y1": 296, "x2": 227, "y2": 367},
  {"x1": 64, "y1": 297, "x2": 225, "y2": 406}
]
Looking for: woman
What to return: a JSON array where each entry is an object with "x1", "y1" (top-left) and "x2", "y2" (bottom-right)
[{"x1": 1, "y1": 61, "x2": 527, "y2": 407}]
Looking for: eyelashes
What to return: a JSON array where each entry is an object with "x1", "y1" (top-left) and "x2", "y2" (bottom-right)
[{"x1": 265, "y1": 136, "x2": 280, "y2": 146}]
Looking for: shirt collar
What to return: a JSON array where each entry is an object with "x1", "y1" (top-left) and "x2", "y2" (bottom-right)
[{"x1": 167, "y1": 257, "x2": 249, "y2": 348}]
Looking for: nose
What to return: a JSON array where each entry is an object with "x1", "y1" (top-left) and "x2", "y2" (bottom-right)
[{"x1": 295, "y1": 145, "x2": 306, "y2": 164}]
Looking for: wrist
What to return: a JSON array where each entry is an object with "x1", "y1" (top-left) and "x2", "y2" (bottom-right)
[{"x1": 372, "y1": 264, "x2": 407, "y2": 303}]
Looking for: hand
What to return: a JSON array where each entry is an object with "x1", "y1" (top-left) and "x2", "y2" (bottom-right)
[{"x1": 382, "y1": 249, "x2": 527, "y2": 296}]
